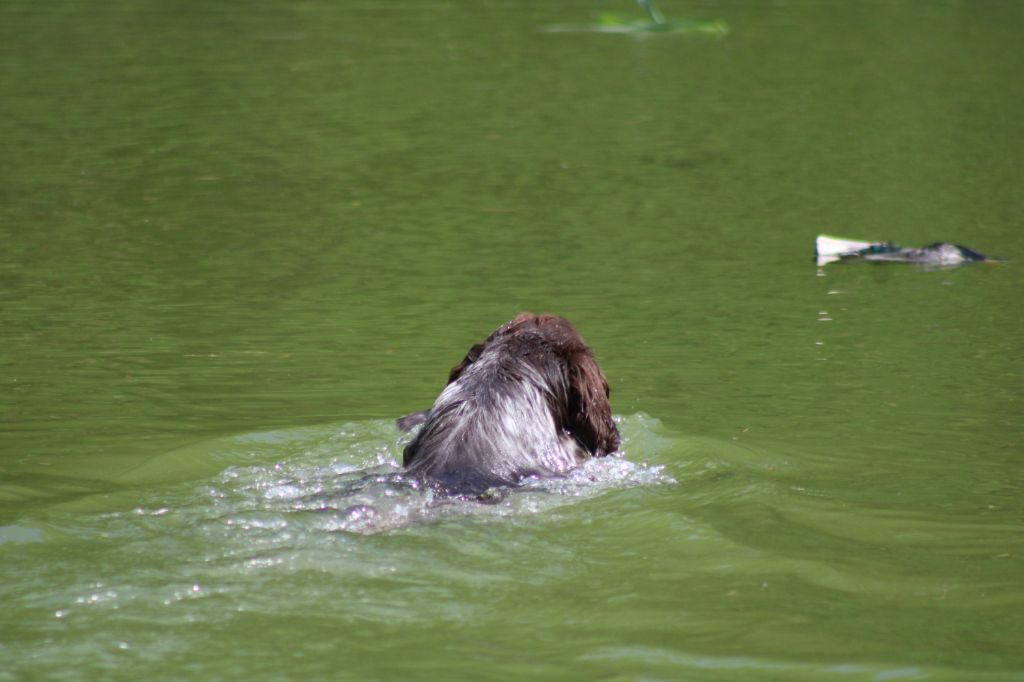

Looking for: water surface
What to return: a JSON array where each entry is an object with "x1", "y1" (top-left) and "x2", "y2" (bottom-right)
[{"x1": 2, "y1": 0, "x2": 1022, "y2": 680}]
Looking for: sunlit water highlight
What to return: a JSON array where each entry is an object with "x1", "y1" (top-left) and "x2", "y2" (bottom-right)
[
  {"x1": 3, "y1": 418, "x2": 1021, "y2": 680},
  {"x1": 1, "y1": 416, "x2": 676, "y2": 671},
  {"x1": 156, "y1": 412, "x2": 675, "y2": 536}
]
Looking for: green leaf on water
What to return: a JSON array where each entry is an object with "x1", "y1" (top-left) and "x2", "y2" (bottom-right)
[
  {"x1": 543, "y1": 2, "x2": 727, "y2": 36},
  {"x1": 592, "y1": 12, "x2": 728, "y2": 35},
  {"x1": 590, "y1": 3, "x2": 727, "y2": 36}
]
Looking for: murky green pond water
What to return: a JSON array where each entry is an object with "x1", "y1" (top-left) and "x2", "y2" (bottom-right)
[{"x1": 2, "y1": 1, "x2": 1022, "y2": 680}]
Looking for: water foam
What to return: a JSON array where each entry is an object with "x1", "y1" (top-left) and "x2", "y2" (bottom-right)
[{"x1": 184, "y1": 413, "x2": 675, "y2": 535}]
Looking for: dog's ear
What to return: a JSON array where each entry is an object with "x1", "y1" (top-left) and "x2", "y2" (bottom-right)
[
  {"x1": 446, "y1": 314, "x2": 534, "y2": 384},
  {"x1": 447, "y1": 342, "x2": 486, "y2": 384},
  {"x1": 396, "y1": 410, "x2": 430, "y2": 432},
  {"x1": 567, "y1": 352, "x2": 620, "y2": 456}
]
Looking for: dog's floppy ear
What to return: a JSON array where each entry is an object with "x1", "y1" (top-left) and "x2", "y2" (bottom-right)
[
  {"x1": 447, "y1": 342, "x2": 486, "y2": 384},
  {"x1": 566, "y1": 352, "x2": 620, "y2": 456},
  {"x1": 396, "y1": 410, "x2": 430, "y2": 432},
  {"x1": 446, "y1": 313, "x2": 534, "y2": 384}
]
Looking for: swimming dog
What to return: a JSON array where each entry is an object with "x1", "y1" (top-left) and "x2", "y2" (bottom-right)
[{"x1": 399, "y1": 313, "x2": 620, "y2": 495}]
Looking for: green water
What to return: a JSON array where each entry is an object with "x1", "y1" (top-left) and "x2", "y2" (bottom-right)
[{"x1": 2, "y1": 0, "x2": 1023, "y2": 680}]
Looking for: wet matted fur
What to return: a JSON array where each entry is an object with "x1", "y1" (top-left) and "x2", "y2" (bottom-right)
[{"x1": 400, "y1": 313, "x2": 620, "y2": 495}]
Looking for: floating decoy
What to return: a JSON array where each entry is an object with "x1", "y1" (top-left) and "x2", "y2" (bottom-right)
[{"x1": 816, "y1": 234, "x2": 996, "y2": 267}]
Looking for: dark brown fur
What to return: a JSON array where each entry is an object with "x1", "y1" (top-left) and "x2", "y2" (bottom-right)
[{"x1": 400, "y1": 313, "x2": 620, "y2": 495}]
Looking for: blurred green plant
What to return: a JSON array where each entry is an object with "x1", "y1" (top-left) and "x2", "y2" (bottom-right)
[
  {"x1": 595, "y1": 0, "x2": 728, "y2": 35},
  {"x1": 638, "y1": 0, "x2": 666, "y2": 24}
]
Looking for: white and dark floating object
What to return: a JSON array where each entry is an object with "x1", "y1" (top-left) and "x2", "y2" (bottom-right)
[{"x1": 816, "y1": 234, "x2": 997, "y2": 267}]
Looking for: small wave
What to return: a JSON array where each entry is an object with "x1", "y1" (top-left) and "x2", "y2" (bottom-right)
[{"x1": 190, "y1": 413, "x2": 675, "y2": 535}]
